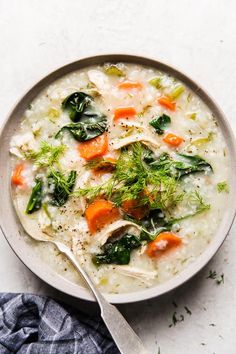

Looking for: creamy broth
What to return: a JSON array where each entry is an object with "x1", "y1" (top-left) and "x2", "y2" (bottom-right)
[{"x1": 10, "y1": 63, "x2": 229, "y2": 294}]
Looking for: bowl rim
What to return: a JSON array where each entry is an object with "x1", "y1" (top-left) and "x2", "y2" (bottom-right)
[{"x1": 1, "y1": 54, "x2": 236, "y2": 304}]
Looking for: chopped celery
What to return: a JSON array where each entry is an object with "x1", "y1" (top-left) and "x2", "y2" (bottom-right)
[
  {"x1": 48, "y1": 107, "x2": 60, "y2": 119},
  {"x1": 42, "y1": 203, "x2": 52, "y2": 221},
  {"x1": 170, "y1": 84, "x2": 185, "y2": 99},
  {"x1": 217, "y1": 181, "x2": 229, "y2": 193},
  {"x1": 104, "y1": 63, "x2": 125, "y2": 77},
  {"x1": 149, "y1": 77, "x2": 162, "y2": 89},
  {"x1": 190, "y1": 132, "x2": 214, "y2": 146},
  {"x1": 187, "y1": 112, "x2": 197, "y2": 120},
  {"x1": 99, "y1": 277, "x2": 108, "y2": 285}
]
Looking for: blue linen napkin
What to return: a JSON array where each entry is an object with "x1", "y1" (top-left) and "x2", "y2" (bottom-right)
[{"x1": 0, "y1": 293, "x2": 119, "y2": 354}]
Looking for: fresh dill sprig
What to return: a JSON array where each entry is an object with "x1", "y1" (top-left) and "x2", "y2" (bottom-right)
[
  {"x1": 166, "y1": 191, "x2": 210, "y2": 225},
  {"x1": 207, "y1": 270, "x2": 217, "y2": 279},
  {"x1": 48, "y1": 169, "x2": 77, "y2": 206},
  {"x1": 73, "y1": 178, "x2": 115, "y2": 200},
  {"x1": 74, "y1": 142, "x2": 182, "y2": 210},
  {"x1": 73, "y1": 143, "x2": 210, "y2": 223},
  {"x1": 217, "y1": 181, "x2": 229, "y2": 193},
  {"x1": 206, "y1": 270, "x2": 224, "y2": 285},
  {"x1": 169, "y1": 311, "x2": 184, "y2": 327},
  {"x1": 217, "y1": 274, "x2": 224, "y2": 285},
  {"x1": 25, "y1": 141, "x2": 66, "y2": 167}
]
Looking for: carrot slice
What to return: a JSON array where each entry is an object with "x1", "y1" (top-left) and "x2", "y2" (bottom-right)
[
  {"x1": 158, "y1": 96, "x2": 176, "y2": 111},
  {"x1": 78, "y1": 133, "x2": 108, "y2": 160},
  {"x1": 11, "y1": 163, "x2": 25, "y2": 186},
  {"x1": 122, "y1": 199, "x2": 148, "y2": 220},
  {"x1": 118, "y1": 81, "x2": 143, "y2": 90},
  {"x1": 146, "y1": 232, "x2": 182, "y2": 258},
  {"x1": 163, "y1": 133, "x2": 184, "y2": 147},
  {"x1": 85, "y1": 199, "x2": 120, "y2": 234},
  {"x1": 113, "y1": 107, "x2": 137, "y2": 121}
]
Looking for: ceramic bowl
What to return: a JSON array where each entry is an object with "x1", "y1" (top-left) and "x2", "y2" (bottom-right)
[{"x1": 1, "y1": 54, "x2": 236, "y2": 303}]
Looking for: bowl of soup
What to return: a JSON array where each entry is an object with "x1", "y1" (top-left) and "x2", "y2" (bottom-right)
[{"x1": 0, "y1": 54, "x2": 236, "y2": 303}]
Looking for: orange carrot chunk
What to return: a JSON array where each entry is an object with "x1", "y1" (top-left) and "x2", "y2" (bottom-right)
[
  {"x1": 78, "y1": 133, "x2": 108, "y2": 160},
  {"x1": 113, "y1": 106, "x2": 137, "y2": 121},
  {"x1": 11, "y1": 163, "x2": 25, "y2": 186},
  {"x1": 146, "y1": 232, "x2": 182, "y2": 258},
  {"x1": 85, "y1": 199, "x2": 120, "y2": 234},
  {"x1": 158, "y1": 96, "x2": 176, "y2": 111},
  {"x1": 117, "y1": 81, "x2": 143, "y2": 90},
  {"x1": 122, "y1": 199, "x2": 148, "y2": 220},
  {"x1": 163, "y1": 133, "x2": 184, "y2": 147}
]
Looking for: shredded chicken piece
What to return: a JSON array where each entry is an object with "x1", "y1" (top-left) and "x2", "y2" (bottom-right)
[
  {"x1": 93, "y1": 220, "x2": 142, "y2": 246},
  {"x1": 10, "y1": 132, "x2": 37, "y2": 158},
  {"x1": 87, "y1": 70, "x2": 109, "y2": 91},
  {"x1": 116, "y1": 266, "x2": 157, "y2": 285}
]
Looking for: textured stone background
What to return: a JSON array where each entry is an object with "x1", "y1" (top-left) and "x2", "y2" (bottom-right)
[{"x1": 0, "y1": 1, "x2": 235, "y2": 353}]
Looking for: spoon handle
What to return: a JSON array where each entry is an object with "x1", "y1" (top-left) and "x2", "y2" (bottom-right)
[{"x1": 55, "y1": 241, "x2": 150, "y2": 354}]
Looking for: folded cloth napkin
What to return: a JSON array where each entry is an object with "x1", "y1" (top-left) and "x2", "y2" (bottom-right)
[{"x1": 0, "y1": 293, "x2": 119, "y2": 354}]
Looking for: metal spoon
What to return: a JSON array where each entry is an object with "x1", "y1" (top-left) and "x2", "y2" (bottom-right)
[{"x1": 15, "y1": 203, "x2": 150, "y2": 354}]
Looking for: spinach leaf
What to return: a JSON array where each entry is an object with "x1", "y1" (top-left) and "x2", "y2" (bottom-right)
[
  {"x1": 146, "y1": 152, "x2": 212, "y2": 179},
  {"x1": 26, "y1": 178, "x2": 43, "y2": 214},
  {"x1": 174, "y1": 154, "x2": 213, "y2": 178},
  {"x1": 93, "y1": 234, "x2": 141, "y2": 265},
  {"x1": 149, "y1": 114, "x2": 171, "y2": 135},
  {"x1": 140, "y1": 209, "x2": 170, "y2": 241},
  {"x1": 55, "y1": 115, "x2": 107, "y2": 142},
  {"x1": 57, "y1": 91, "x2": 107, "y2": 142},
  {"x1": 47, "y1": 170, "x2": 77, "y2": 207},
  {"x1": 62, "y1": 92, "x2": 93, "y2": 122}
]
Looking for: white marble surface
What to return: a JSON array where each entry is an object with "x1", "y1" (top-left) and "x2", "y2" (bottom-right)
[{"x1": 0, "y1": 0, "x2": 236, "y2": 353}]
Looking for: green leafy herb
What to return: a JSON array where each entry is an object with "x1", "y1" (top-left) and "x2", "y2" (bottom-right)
[
  {"x1": 93, "y1": 234, "x2": 141, "y2": 265},
  {"x1": 207, "y1": 270, "x2": 224, "y2": 285},
  {"x1": 25, "y1": 141, "x2": 66, "y2": 167},
  {"x1": 128, "y1": 191, "x2": 209, "y2": 240},
  {"x1": 147, "y1": 151, "x2": 213, "y2": 179},
  {"x1": 74, "y1": 177, "x2": 114, "y2": 201},
  {"x1": 216, "y1": 274, "x2": 224, "y2": 285},
  {"x1": 184, "y1": 306, "x2": 192, "y2": 315},
  {"x1": 26, "y1": 178, "x2": 43, "y2": 214},
  {"x1": 217, "y1": 181, "x2": 229, "y2": 193},
  {"x1": 104, "y1": 63, "x2": 125, "y2": 77},
  {"x1": 149, "y1": 77, "x2": 162, "y2": 89},
  {"x1": 57, "y1": 91, "x2": 107, "y2": 142},
  {"x1": 47, "y1": 170, "x2": 77, "y2": 207},
  {"x1": 166, "y1": 191, "x2": 210, "y2": 226},
  {"x1": 139, "y1": 209, "x2": 170, "y2": 241},
  {"x1": 75, "y1": 143, "x2": 210, "y2": 216},
  {"x1": 62, "y1": 92, "x2": 93, "y2": 122},
  {"x1": 207, "y1": 270, "x2": 217, "y2": 279},
  {"x1": 169, "y1": 311, "x2": 184, "y2": 327},
  {"x1": 55, "y1": 116, "x2": 107, "y2": 142},
  {"x1": 149, "y1": 114, "x2": 171, "y2": 135}
]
